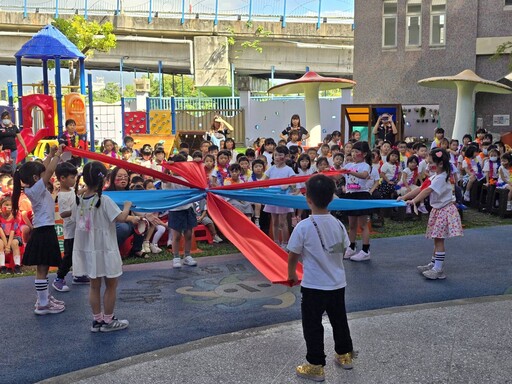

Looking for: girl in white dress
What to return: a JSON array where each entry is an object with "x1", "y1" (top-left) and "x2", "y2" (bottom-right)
[{"x1": 72, "y1": 161, "x2": 139, "y2": 332}]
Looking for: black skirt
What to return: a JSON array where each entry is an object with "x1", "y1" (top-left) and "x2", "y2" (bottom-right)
[
  {"x1": 23, "y1": 226, "x2": 62, "y2": 266},
  {"x1": 343, "y1": 191, "x2": 373, "y2": 217}
]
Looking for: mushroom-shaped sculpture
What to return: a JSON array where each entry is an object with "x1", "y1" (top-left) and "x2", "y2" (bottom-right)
[
  {"x1": 418, "y1": 69, "x2": 512, "y2": 141},
  {"x1": 268, "y1": 71, "x2": 355, "y2": 145}
]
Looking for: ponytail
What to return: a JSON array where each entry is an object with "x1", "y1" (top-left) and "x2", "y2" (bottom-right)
[
  {"x1": 11, "y1": 170, "x2": 22, "y2": 217},
  {"x1": 75, "y1": 174, "x2": 82, "y2": 206}
]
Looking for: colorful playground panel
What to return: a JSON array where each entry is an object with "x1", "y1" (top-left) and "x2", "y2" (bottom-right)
[
  {"x1": 149, "y1": 110, "x2": 172, "y2": 135},
  {"x1": 124, "y1": 111, "x2": 147, "y2": 135},
  {"x1": 65, "y1": 93, "x2": 87, "y2": 135}
]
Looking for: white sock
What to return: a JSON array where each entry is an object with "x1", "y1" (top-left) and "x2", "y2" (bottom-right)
[
  {"x1": 13, "y1": 255, "x2": 21, "y2": 265},
  {"x1": 434, "y1": 252, "x2": 445, "y2": 271},
  {"x1": 35, "y1": 279, "x2": 49, "y2": 306},
  {"x1": 0, "y1": 252, "x2": 4, "y2": 266}
]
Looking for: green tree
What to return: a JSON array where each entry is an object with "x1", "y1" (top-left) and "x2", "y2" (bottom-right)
[
  {"x1": 124, "y1": 84, "x2": 136, "y2": 97},
  {"x1": 492, "y1": 41, "x2": 512, "y2": 70},
  {"x1": 147, "y1": 74, "x2": 204, "y2": 98},
  {"x1": 52, "y1": 15, "x2": 117, "y2": 86},
  {"x1": 227, "y1": 22, "x2": 271, "y2": 58},
  {"x1": 93, "y1": 82, "x2": 121, "y2": 103}
]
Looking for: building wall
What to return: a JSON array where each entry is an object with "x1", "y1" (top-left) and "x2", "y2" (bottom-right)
[
  {"x1": 477, "y1": 0, "x2": 512, "y2": 37},
  {"x1": 354, "y1": 0, "x2": 480, "y2": 138}
]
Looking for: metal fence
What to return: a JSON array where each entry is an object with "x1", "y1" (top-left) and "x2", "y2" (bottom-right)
[
  {"x1": 149, "y1": 96, "x2": 240, "y2": 112},
  {"x1": 5, "y1": 0, "x2": 353, "y2": 26}
]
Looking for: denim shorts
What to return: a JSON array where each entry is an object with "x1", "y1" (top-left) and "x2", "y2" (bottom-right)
[{"x1": 168, "y1": 207, "x2": 197, "y2": 232}]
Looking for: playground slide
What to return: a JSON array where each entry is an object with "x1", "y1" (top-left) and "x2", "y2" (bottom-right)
[{"x1": 16, "y1": 128, "x2": 52, "y2": 163}]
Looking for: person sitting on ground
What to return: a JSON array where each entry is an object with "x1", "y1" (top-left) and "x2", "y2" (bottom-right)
[{"x1": 194, "y1": 199, "x2": 223, "y2": 243}]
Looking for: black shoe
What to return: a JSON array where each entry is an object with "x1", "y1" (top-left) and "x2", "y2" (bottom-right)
[
  {"x1": 91, "y1": 320, "x2": 105, "y2": 333},
  {"x1": 0, "y1": 266, "x2": 7, "y2": 274},
  {"x1": 13, "y1": 265, "x2": 22, "y2": 274}
]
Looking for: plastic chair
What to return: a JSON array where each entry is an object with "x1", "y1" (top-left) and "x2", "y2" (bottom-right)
[{"x1": 193, "y1": 224, "x2": 213, "y2": 244}]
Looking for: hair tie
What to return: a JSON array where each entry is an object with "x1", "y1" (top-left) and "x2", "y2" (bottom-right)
[
  {"x1": 435, "y1": 151, "x2": 443, "y2": 158},
  {"x1": 98, "y1": 172, "x2": 104, "y2": 178}
]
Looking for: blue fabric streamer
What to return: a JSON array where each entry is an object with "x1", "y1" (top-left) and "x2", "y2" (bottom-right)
[{"x1": 104, "y1": 188, "x2": 405, "y2": 211}]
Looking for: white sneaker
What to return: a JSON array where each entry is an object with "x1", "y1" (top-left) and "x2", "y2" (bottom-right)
[
  {"x1": 344, "y1": 247, "x2": 357, "y2": 260},
  {"x1": 417, "y1": 205, "x2": 429, "y2": 214},
  {"x1": 183, "y1": 255, "x2": 197, "y2": 266},
  {"x1": 463, "y1": 192, "x2": 471, "y2": 202},
  {"x1": 172, "y1": 257, "x2": 182, "y2": 269},
  {"x1": 142, "y1": 241, "x2": 151, "y2": 254},
  {"x1": 213, "y1": 235, "x2": 223, "y2": 243},
  {"x1": 417, "y1": 262, "x2": 434, "y2": 273},
  {"x1": 507, "y1": 202, "x2": 512, "y2": 211},
  {"x1": 150, "y1": 243, "x2": 162, "y2": 254},
  {"x1": 422, "y1": 268, "x2": 446, "y2": 280},
  {"x1": 405, "y1": 205, "x2": 412, "y2": 214},
  {"x1": 254, "y1": 218, "x2": 260, "y2": 228},
  {"x1": 350, "y1": 250, "x2": 371, "y2": 261}
]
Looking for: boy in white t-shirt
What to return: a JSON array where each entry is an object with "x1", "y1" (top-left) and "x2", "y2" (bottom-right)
[
  {"x1": 52, "y1": 162, "x2": 90, "y2": 292},
  {"x1": 288, "y1": 174, "x2": 354, "y2": 382}
]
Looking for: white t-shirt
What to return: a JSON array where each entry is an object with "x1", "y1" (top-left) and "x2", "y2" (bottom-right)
[
  {"x1": 418, "y1": 159, "x2": 429, "y2": 176},
  {"x1": 72, "y1": 194, "x2": 123, "y2": 279},
  {"x1": 401, "y1": 167, "x2": 417, "y2": 186},
  {"x1": 428, "y1": 172, "x2": 455, "y2": 209},
  {"x1": 287, "y1": 214, "x2": 350, "y2": 290},
  {"x1": 58, "y1": 190, "x2": 76, "y2": 239},
  {"x1": 296, "y1": 168, "x2": 314, "y2": 190},
  {"x1": 343, "y1": 162, "x2": 371, "y2": 193},
  {"x1": 262, "y1": 151, "x2": 273, "y2": 166},
  {"x1": 24, "y1": 179, "x2": 55, "y2": 228},
  {"x1": 264, "y1": 164, "x2": 296, "y2": 180},
  {"x1": 482, "y1": 159, "x2": 499, "y2": 178},
  {"x1": 380, "y1": 162, "x2": 401, "y2": 182},
  {"x1": 497, "y1": 165, "x2": 510, "y2": 186},
  {"x1": 368, "y1": 167, "x2": 380, "y2": 190}
]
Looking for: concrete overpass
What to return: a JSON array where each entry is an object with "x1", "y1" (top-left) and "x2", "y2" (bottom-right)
[{"x1": 0, "y1": 11, "x2": 353, "y2": 90}]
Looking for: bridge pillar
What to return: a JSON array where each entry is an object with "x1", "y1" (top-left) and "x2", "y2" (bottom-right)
[{"x1": 193, "y1": 36, "x2": 231, "y2": 91}]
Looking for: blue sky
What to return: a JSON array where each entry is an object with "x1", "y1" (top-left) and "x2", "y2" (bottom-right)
[{"x1": 0, "y1": 0, "x2": 354, "y2": 90}]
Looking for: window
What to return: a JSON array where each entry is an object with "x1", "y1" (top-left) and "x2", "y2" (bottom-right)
[
  {"x1": 406, "y1": 0, "x2": 422, "y2": 47},
  {"x1": 430, "y1": 0, "x2": 446, "y2": 46},
  {"x1": 382, "y1": 1, "x2": 398, "y2": 48},
  {"x1": 506, "y1": 0, "x2": 512, "y2": 5}
]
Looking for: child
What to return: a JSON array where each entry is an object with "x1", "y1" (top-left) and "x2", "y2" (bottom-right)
[
  {"x1": 203, "y1": 154, "x2": 216, "y2": 186},
  {"x1": 139, "y1": 145, "x2": 154, "y2": 169},
  {"x1": 194, "y1": 199, "x2": 223, "y2": 243},
  {"x1": 286, "y1": 130, "x2": 301, "y2": 148},
  {"x1": 223, "y1": 163, "x2": 253, "y2": 218},
  {"x1": 263, "y1": 146, "x2": 296, "y2": 248},
  {"x1": 397, "y1": 156, "x2": 424, "y2": 214},
  {"x1": 315, "y1": 157, "x2": 330, "y2": 173},
  {"x1": 102, "y1": 139, "x2": 119, "y2": 160},
  {"x1": 331, "y1": 152, "x2": 344, "y2": 171},
  {"x1": 262, "y1": 138, "x2": 276, "y2": 166},
  {"x1": 430, "y1": 127, "x2": 445, "y2": 149},
  {"x1": 461, "y1": 145, "x2": 484, "y2": 202},
  {"x1": 237, "y1": 156, "x2": 252, "y2": 182},
  {"x1": 120, "y1": 147, "x2": 133, "y2": 162},
  {"x1": 293, "y1": 153, "x2": 314, "y2": 226},
  {"x1": 377, "y1": 148, "x2": 401, "y2": 199},
  {"x1": 288, "y1": 174, "x2": 354, "y2": 382},
  {"x1": 212, "y1": 150, "x2": 230, "y2": 187},
  {"x1": 12, "y1": 145, "x2": 66, "y2": 315},
  {"x1": 165, "y1": 155, "x2": 198, "y2": 269},
  {"x1": 52, "y1": 162, "x2": 90, "y2": 292},
  {"x1": 343, "y1": 141, "x2": 373, "y2": 261},
  {"x1": 483, "y1": 146, "x2": 500, "y2": 186},
  {"x1": 72, "y1": 161, "x2": 138, "y2": 331},
  {"x1": 400, "y1": 148, "x2": 463, "y2": 280},
  {"x1": 57, "y1": 119, "x2": 84, "y2": 167},
  {"x1": 0, "y1": 196, "x2": 23, "y2": 274},
  {"x1": 250, "y1": 159, "x2": 266, "y2": 227},
  {"x1": 497, "y1": 152, "x2": 512, "y2": 211}
]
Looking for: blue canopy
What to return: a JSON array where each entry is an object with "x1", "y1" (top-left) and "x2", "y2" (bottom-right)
[{"x1": 14, "y1": 24, "x2": 85, "y2": 60}]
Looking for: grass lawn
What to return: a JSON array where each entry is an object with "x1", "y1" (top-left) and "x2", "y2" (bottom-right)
[{"x1": 1, "y1": 209, "x2": 510, "y2": 279}]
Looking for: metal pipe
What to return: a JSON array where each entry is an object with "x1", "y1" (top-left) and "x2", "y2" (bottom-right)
[
  {"x1": 145, "y1": 96, "x2": 151, "y2": 134},
  {"x1": 181, "y1": 0, "x2": 185, "y2": 24},
  {"x1": 16, "y1": 57, "x2": 23, "y2": 128},
  {"x1": 42, "y1": 59, "x2": 49, "y2": 95},
  {"x1": 79, "y1": 57, "x2": 86, "y2": 95},
  {"x1": 120, "y1": 57, "x2": 124, "y2": 97},
  {"x1": 317, "y1": 0, "x2": 322, "y2": 30},
  {"x1": 7, "y1": 81, "x2": 13, "y2": 109},
  {"x1": 148, "y1": 0, "x2": 153, "y2": 23},
  {"x1": 248, "y1": 0, "x2": 253, "y2": 22},
  {"x1": 121, "y1": 96, "x2": 126, "y2": 138},
  {"x1": 55, "y1": 0, "x2": 59, "y2": 18},
  {"x1": 55, "y1": 57, "x2": 63, "y2": 136},
  {"x1": 214, "y1": 0, "x2": 219, "y2": 26},
  {"x1": 87, "y1": 73, "x2": 95, "y2": 152},
  {"x1": 171, "y1": 96, "x2": 176, "y2": 135},
  {"x1": 23, "y1": 0, "x2": 28, "y2": 18},
  {"x1": 282, "y1": 0, "x2": 287, "y2": 28},
  {"x1": 84, "y1": 0, "x2": 88, "y2": 20}
]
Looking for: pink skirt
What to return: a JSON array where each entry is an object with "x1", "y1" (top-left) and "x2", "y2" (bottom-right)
[{"x1": 425, "y1": 203, "x2": 463, "y2": 239}]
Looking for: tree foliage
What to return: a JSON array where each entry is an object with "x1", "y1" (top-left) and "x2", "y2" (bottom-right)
[
  {"x1": 491, "y1": 41, "x2": 512, "y2": 71},
  {"x1": 93, "y1": 82, "x2": 121, "y2": 103},
  {"x1": 52, "y1": 16, "x2": 117, "y2": 85},
  {"x1": 227, "y1": 22, "x2": 271, "y2": 58},
  {"x1": 147, "y1": 74, "x2": 204, "y2": 98}
]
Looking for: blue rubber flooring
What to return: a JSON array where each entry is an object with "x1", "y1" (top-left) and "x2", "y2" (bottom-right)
[{"x1": 1, "y1": 226, "x2": 511, "y2": 383}]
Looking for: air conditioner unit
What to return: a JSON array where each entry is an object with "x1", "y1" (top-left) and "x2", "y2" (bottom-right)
[{"x1": 134, "y1": 78, "x2": 150, "y2": 93}]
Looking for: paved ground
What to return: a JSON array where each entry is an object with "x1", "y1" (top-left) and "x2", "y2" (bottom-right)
[{"x1": 0, "y1": 225, "x2": 511, "y2": 383}]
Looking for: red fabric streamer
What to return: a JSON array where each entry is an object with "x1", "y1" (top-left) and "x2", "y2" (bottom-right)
[
  {"x1": 64, "y1": 147, "x2": 197, "y2": 188},
  {"x1": 206, "y1": 192, "x2": 302, "y2": 286}
]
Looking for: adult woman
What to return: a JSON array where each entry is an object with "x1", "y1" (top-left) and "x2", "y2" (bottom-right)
[
  {"x1": 0, "y1": 111, "x2": 28, "y2": 165},
  {"x1": 280, "y1": 114, "x2": 309, "y2": 142},
  {"x1": 106, "y1": 168, "x2": 144, "y2": 257},
  {"x1": 205, "y1": 115, "x2": 234, "y2": 147},
  {"x1": 372, "y1": 113, "x2": 397, "y2": 146}
]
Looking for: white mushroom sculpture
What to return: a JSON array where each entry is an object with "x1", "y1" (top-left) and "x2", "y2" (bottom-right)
[
  {"x1": 418, "y1": 69, "x2": 512, "y2": 141},
  {"x1": 268, "y1": 71, "x2": 355, "y2": 145}
]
